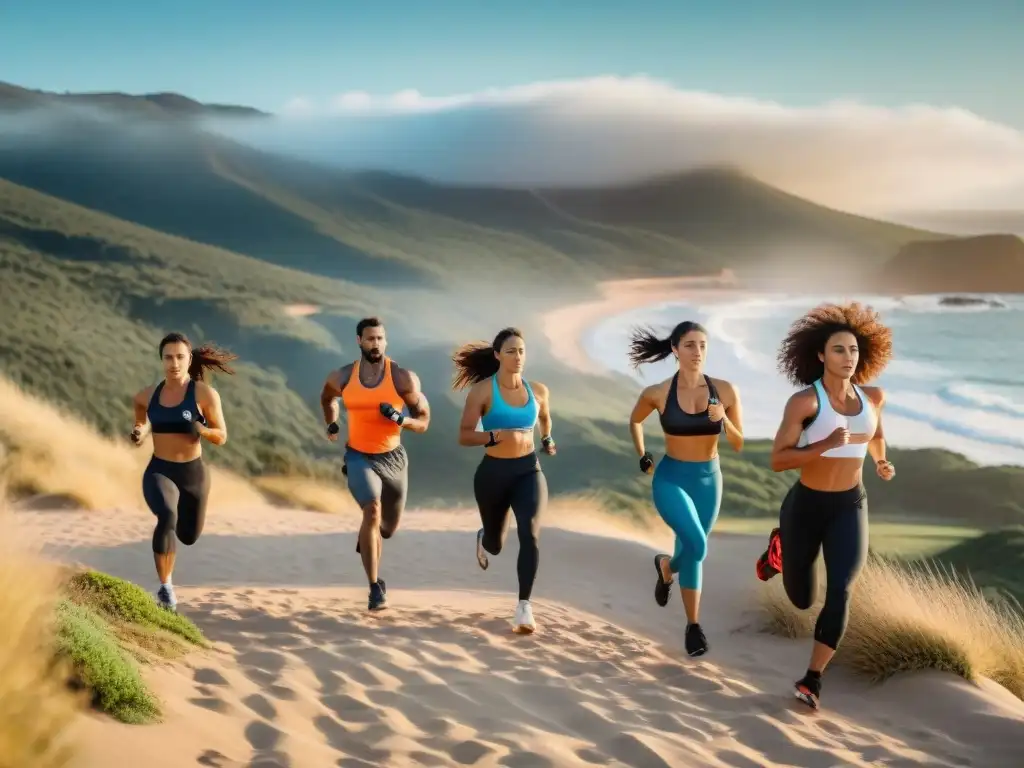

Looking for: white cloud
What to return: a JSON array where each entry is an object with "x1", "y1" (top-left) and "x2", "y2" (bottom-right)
[{"x1": 205, "y1": 75, "x2": 1024, "y2": 215}]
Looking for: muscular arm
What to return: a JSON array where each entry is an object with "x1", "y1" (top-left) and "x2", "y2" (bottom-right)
[
  {"x1": 195, "y1": 383, "x2": 228, "y2": 446},
  {"x1": 628, "y1": 385, "x2": 659, "y2": 457},
  {"x1": 458, "y1": 382, "x2": 495, "y2": 447},
  {"x1": 532, "y1": 381, "x2": 553, "y2": 439},
  {"x1": 394, "y1": 365, "x2": 430, "y2": 434},
  {"x1": 132, "y1": 386, "x2": 152, "y2": 438},
  {"x1": 769, "y1": 390, "x2": 834, "y2": 472},
  {"x1": 717, "y1": 379, "x2": 744, "y2": 452},
  {"x1": 320, "y1": 365, "x2": 352, "y2": 426},
  {"x1": 865, "y1": 386, "x2": 888, "y2": 464}
]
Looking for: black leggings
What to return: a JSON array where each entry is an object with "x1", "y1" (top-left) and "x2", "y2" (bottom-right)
[
  {"x1": 780, "y1": 481, "x2": 869, "y2": 650},
  {"x1": 474, "y1": 452, "x2": 548, "y2": 601},
  {"x1": 143, "y1": 456, "x2": 211, "y2": 555}
]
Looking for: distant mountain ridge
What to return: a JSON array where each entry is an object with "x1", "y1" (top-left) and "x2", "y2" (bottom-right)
[{"x1": 0, "y1": 81, "x2": 268, "y2": 119}]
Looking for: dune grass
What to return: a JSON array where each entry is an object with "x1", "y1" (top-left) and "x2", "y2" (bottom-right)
[
  {"x1": 758, "y1": 554, "x2": 1024, "y2": 701},
  {"x1": 0, "y1": 375, "x2": 267, "y2": 511},
  {"x1": 252, "y1": 474, "x2": 360, "y2": 515},
  {"x1": 0, "y1": 510, "x2": 80, "y2": 768},
  {"x1": 55, "y1": 568, "x2": 207, "y2": 724}
]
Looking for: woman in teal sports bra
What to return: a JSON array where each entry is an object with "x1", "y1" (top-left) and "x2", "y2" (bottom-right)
[{"x1": 452, "y1": 327, "x2": 556, "y2": 635}]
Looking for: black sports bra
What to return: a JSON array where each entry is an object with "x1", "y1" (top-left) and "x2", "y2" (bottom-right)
[
  {"x1": 659, "y1": 373, "x2": 724, "y2": 437},
  {"x1": 147, "y1": 380, "x2": 205, "y2": 434}
]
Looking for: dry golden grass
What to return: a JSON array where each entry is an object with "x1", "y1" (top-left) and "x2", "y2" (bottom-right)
[
  {"x1": 0, "y1": 376, "x2": 266, "y2": 511},
  {"x1": 0, "y1": 504, "x2": 82, "y2": 768},
  {"x1": 759, "y1": 554, "x2": 1024, "y2": 700},
  {"x1": 252, "y1": 474, "x2": 358, "y2": 515}
]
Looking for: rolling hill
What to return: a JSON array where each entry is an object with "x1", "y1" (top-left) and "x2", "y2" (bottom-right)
[
  {"x1": 881, "y1": 234, "x2": 1024, "y2": 293},
  {"x1": 0, "y1": 81, "x2": 268, "y2": 119},
  {"x1": 2, "y1": 85, "x2": 1024, "y2": 526}
]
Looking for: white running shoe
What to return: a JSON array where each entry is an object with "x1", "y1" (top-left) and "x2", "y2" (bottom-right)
[
  {"x1": 513, "y1": 599, "x2": 536, "y2": 634},
  {"x1": 156, "y1": 584, "x2": 177, "y2": 612}
]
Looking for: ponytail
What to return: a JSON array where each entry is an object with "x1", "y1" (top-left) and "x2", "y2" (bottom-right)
[
  {"x1": 627, "y1": 326, "x2": 674, "y2": 368},
  {"x1": 188, "y1": 344, "x2": 238, "y2": 381},
  {"x1": 627, "y1": 320, "x2": 708, "y2": 368},
  {"x1": 452, "y1": 326, "x2": 524, "y2": 390}
]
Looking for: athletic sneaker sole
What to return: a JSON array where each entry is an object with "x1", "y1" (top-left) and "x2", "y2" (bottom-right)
[
  {"x1": 794, "y1": 687, "x2": 819, "y2": 710},
  {"x1": 476, "y1": 529, "x2": 489, "y2": 570}
]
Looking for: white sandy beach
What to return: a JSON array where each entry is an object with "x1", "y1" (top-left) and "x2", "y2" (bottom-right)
[
  {"x1": 541, "y1": 270, "x2": 745, "y2": 375},
  {"x1": 8, "y1": 499, "x2": 1024, "y2": 768}
]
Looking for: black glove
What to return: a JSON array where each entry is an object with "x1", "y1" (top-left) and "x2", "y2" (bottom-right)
[
  {"x1": 639, "y1": 452, "x2": 654, "y2": 474},
  {"x1": 187, "y1": 412, "x2": 205, "y2": 437},
  {"x1": 129, "y1": 426, "x2": 143, "y2": 446},
  {"x1": 484, "y1": 431, "x2": 499, "y2": 447},
  {"x1": 326, "y1": 421, "x2": 340, "y2": 435},
  {"x1": 379, "y1": 403, "x2": 405, "y2": 426}
]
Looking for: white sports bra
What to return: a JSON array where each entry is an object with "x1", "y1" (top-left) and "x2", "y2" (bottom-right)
[{"x1": 797, "y1": 379, "x2": 877, "y2": 459}]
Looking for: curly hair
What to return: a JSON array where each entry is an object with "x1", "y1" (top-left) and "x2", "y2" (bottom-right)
[{"x1": 777, "y1": 302, "x2": 893, "y2": 386}]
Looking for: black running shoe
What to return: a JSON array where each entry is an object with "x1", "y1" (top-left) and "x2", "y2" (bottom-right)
[
  {"x1": 685, "y1": 623, "x2": 708, "y2": 657},
  {"x1": 653, "y1": 554, "x2": 673, "y2": 607},
  {"x1": 794, "y1": 672, "x2": 821, "y2": 710},
  {"x1": 368, "y1": 581, "x2": 388, "y2": 611}
]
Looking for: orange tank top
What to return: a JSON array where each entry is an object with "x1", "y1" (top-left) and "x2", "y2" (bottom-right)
[{"x1": 342, "y1": 357, "x2": 405, "y2": 454}]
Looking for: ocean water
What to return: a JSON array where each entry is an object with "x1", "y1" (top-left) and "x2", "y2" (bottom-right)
[{"x1": 584, "y1": 293, "x2": 1024, "y2": 467}]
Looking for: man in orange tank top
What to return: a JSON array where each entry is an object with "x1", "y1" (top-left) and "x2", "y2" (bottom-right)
[{"x1": 319, "y1": 317, "x2": 431, "y2": 611}]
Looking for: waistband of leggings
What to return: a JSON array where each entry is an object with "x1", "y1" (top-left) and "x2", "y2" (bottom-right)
[
  {"x1": 480, "y1": 451, "x2": 539, "y2": 466},
  {"x1": 795, "y1": 480, "x2": 866, "y2": 503},
  {"x1": 147, "y1": 454, "x2": 206, "y2": 476},
  {"x1": 657, "y1": 454, "x2": 721, "y2": 476}
]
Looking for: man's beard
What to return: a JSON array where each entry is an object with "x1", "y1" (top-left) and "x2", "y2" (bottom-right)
[{"x1": 361, "y1": 348, "x2": 383, "y2": 363}]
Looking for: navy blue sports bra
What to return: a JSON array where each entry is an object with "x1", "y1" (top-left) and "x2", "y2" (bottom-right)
[
  {"x1": 148, "y1": 380, "x2": 205, "y2": 434},
  {"x1": 659, "y1": 374, "x2": 723, "y2": 437}
]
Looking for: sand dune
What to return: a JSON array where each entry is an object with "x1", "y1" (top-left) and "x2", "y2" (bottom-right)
[{"x1": 10, "y1": 501, "x2": 1023, "y2": 768}]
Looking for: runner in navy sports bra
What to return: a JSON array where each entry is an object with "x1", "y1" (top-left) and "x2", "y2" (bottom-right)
[
  {"x1": 627, "y1": 321, "x2": 744, "y2": 657},
  {"x1": 756, "y1": 302, "x2": 895, "y2": 710},
  {"x1": 128, "y1": 332, "x2": 236, "y2": 612},
  {"x1": 453, "y1": 327, "x2": 556, "y2": 635}
]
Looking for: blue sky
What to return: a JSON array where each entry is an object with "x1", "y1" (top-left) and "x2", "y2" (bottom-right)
[{"x1": 2, "y1": 0, "x2": 1022, "y2": 127}]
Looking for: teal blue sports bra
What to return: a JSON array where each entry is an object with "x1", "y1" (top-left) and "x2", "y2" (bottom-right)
[{"x1": 480, "y1": 376, "x2": 539, "y2": 432}]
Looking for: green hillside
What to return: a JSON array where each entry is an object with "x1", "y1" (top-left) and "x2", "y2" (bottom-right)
[
  {"x1": 930, "y1": 527, "x2": 1024, "y2": 608},
  {"x1": 2, "y1": 105, "x2": 1023, "y2": 527}
]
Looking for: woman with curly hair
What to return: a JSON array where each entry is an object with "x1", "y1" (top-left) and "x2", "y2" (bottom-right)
[
  {"x1": 755, "y1": 302, "x2": 895, "y2": 710},
  {"x1": 627, "y1": 321, "x2": 744, "y2": 658}
]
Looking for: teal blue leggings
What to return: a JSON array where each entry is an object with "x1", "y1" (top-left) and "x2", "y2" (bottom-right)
[{"x1": 652, "y1": 456, "x2": 723, "y2": 591}]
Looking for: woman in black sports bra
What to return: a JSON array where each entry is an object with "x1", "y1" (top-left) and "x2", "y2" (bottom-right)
[
  {"x1": 129, "y1": 332, "x2": 236, "y2": 612},
  {"x1": 627, "y1": 321, "x2": 744, "y2": 656}
]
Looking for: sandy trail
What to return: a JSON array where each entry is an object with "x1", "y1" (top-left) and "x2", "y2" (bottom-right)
[{"x1": 12, "y1": 503, "x2": 1024, "y2": 768}]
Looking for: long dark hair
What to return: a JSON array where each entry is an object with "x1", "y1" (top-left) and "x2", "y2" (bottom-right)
[
  {"x1": 158, "y1": 332, "x2": 238, "y2": 382},
  {"x1": 627, "y1": 321, "x2": 707, "y2": 368},
  {"x1": 452, "y1": 327, "x2": 523, "y2": 390}
]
